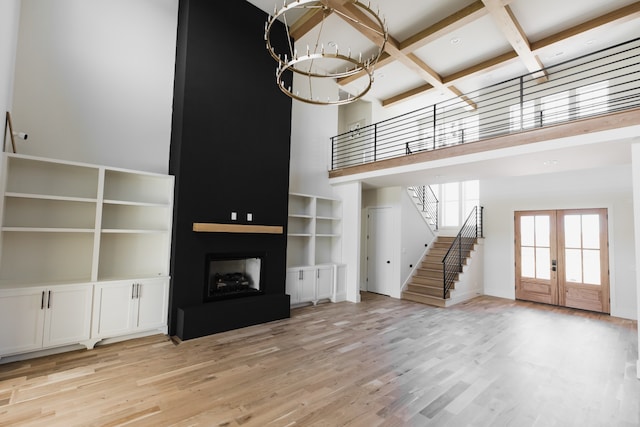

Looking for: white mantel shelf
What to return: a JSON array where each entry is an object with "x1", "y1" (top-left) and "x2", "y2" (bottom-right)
[{"x1": 192, "y1": 223, "x2": 284, "y2": 234}]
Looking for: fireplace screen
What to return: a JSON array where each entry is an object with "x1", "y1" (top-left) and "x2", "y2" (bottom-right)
[{"x1": 204, "y1": 253, "x2": 264, "y2": 301}]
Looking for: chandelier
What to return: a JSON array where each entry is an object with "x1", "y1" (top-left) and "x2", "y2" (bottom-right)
[{"x1": 264, "y1": 0, "x2": 388, "y2": 105}]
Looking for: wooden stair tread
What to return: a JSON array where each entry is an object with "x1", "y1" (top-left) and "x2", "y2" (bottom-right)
[{"x1": 401, "y1": 291, "x2": 447, "y2": 308}]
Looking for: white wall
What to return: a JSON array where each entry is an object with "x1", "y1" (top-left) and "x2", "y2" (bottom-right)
[
  {"x1": 482, "y1": 165, "x2": 637, "y2": 320},
  {"x1": 0, "y1": 0, "x2": 21, "y2": 154},
  {"x1": 11, "y1": 0, "x2": 178, "y2": 173},
  {"x1": 289, "y1": 100, "x2": 339, "y2": 197},
  {"x1": 630, "y1": 143, "x2": 640, "y2": 378}
]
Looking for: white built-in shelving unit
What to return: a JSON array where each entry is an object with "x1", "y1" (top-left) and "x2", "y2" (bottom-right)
[
  {"x1": 0, "y1": 153, "x2": 174, "y2": 360},
  {"x1": 286, "y1": 193, "x2": 345, "y2": 305}
]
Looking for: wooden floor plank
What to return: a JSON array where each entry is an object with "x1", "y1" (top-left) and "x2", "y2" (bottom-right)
[{"x1": 0, "y1": 294, "x2": 638, "y2": 426}]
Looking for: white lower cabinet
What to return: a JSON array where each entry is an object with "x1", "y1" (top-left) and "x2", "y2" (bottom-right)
[
  {"x1": 286, "y1": 265, "x2": 335, "y2": 305},
  {"x1": 315, "y1": 265, "x2": 334, "y2": 301},
  {"x1": 92, "y1": 277, "x2": 169, "y2": 339},
  {"x1": 0, "y1": 284, "x2": 93, "y2": 357}
]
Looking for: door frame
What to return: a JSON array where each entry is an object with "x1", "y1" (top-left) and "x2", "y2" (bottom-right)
[
  {"x1": 365, "y1": 206, "x2": 396, "y2": 296},
  {"x1": 514, "y1": 208, "x2": 610, "y2": 313}
]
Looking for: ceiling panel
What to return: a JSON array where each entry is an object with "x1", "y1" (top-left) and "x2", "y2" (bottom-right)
[
  {"x1": 511, "y1": 0, "x2": 639, "y2": 42},
  {"x1": 342, "y1": 61, "x2": 427, "y2": 101},
  {"x1": 374, "y1": 0, "x2": 478, "y2": 42},
  {"x1": 536, "y1": 19, "x2": 640, "y2": 68},
  {"x1": 411, "y1": 14, "x2": 513, "y2": 77}
]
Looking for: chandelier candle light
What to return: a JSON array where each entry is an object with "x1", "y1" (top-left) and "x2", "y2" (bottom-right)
[{"x1": 264, "y1": 0, "x2": 388, "y2": 105}]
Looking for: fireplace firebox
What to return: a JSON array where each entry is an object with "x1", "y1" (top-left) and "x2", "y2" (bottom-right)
[{"x1": 204, "y1": 252, "x2": 265, "y2": 301}]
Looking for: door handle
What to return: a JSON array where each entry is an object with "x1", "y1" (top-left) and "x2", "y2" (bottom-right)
[
  {"x1": 387, "y1": 260, "x2": 390, "y2": 264},
  {"x1": 551, "y1": 260, "x2": 557, "y2": 272}
]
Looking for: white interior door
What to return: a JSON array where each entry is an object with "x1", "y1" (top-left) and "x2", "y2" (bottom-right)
[{"x1": 366, "y1": 207, "x2": 394, "y2": 296}]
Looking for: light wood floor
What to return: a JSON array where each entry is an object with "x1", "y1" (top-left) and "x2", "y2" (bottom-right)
[{"x1": 0, "y1": 294, "x2": 638, "y2": 426}]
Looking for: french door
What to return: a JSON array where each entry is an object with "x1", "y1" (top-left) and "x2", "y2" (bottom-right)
[{"x1": 515, "y1": 209, "x2": 609, "y2": 313}]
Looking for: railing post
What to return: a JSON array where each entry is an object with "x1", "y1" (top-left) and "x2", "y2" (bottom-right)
[
  {"x1": 443, "y1": 260, "x2": 447, "y2": 299},
  {"x1": 458, "y1": 238, "x2": 462, "y2": 273},
  {"x1": 432, "y1": 104, "x2": 437, "y2": 150},
  {"x1": 373, "y1": 123, "x2": 377, "y2": 162},
  {"x1": 331, "y1": 136, "x2": 335, "y2": 170},
  {"x1": 519, "y1": 76, "x2": 524, "y2": 131}
]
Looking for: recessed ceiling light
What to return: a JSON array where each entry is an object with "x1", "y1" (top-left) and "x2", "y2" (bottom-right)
[
  {"x1": 327, "y1": 41, "x2": 337, "y2": 48},
  {"x1": 586, "y1": 39, "x2": 596, "y2": 45},
  {"x1": 450, "y1": 37, "x2": 460, "y2": 45}
]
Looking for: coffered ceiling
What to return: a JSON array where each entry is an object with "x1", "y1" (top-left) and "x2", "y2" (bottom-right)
[{"x1": 248, "y1": 0, "x2": 640, "y2": 110}]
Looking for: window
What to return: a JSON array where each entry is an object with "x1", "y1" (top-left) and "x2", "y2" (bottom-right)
[
  {"x1": 509, "y1": 100, "x2": 536, "y2": 131},
  {"x1": 541, "y1": 91, "x2": 570, "y2": 124},
  {"x1": 576, "y1": 81, "x2": 609, "y2": 118},
  {"x1": 435, "y1": 180, "x2": 479, "y2": 228}
]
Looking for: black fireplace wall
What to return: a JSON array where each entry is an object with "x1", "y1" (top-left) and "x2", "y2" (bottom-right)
[{"x1": 168, "y1": 0, "x2": 292, "y2": 339}]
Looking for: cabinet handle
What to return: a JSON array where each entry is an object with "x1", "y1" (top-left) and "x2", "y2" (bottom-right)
[
  {"x1": 48, "y1": 290, "x2": 51, "y2": 309},
  {"x1": 132, "y1": 283, "x2": 136, "y2": 299},
  {"x1": 136, "y1": 283, "x2": 141, "y2": 299},
  {"x1": 41, "y1": 291, "x2": 45, "y2": 310},
  {"x1": 317, "y1": 269, "x2": 320, "y2": 279},
  {"x1": 299, "y1": 270, "x2": 303, "y2": 280}
]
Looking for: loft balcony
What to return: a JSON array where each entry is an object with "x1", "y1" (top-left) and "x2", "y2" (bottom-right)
[{"x1": 328, "y1": 37, "x2": 640, "y2": 182}]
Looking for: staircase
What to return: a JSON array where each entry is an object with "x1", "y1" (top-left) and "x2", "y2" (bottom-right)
[
  {"x1": 402, "y1": 204, "x2": 481, "y2": 308},
  {"x1": 402, "y1": 236, "x2": 459, "y2": 307}
]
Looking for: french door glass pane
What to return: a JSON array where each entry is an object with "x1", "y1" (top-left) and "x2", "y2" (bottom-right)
[
  {"x1": 565, "y1": 248, "x2": 582, "y2": 282},
  {"x1": 536, "y1": 247, "x2": 550, "y2": 280},
  {"x1": 535, "y1": 216, "x2": 550, "y2": 247},
  {"x1": 521, "y1": 247, "x2": 535, "y2": 278},
  {"x1": 564, "y1": 215, "x2": 581, "y2": 248},
  {"x1": 583, "y1": 249, "x2": 601, "y2": 285},
  {"x1": 582, "y1": 215, "x2": 600, "y2": 249},
  {"x1": 521, "y1": 216, "x2": 534, "y2": 246}
]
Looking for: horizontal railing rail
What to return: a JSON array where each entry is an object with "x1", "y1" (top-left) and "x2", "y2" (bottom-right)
[
  {"x1": 331, "y1": 37, "x2": 640, "y2": 170},
  {"x1": 442, "y1": 206, "x2": 482, "y2": 299}
]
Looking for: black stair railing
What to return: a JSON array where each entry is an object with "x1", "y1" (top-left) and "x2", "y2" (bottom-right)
[
  {"x1": 442, "y1": 206, "x2": 483, "y2": 299},
  {"x1": 409, "y1": 185, "x2": 439, "y2": 230}
]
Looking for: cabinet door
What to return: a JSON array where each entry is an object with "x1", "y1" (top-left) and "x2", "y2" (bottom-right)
[
  {"x1": 43, "y1": 285, "x2": 93, "y2": 348},
  {"x1": 316, "y1": 266, "x2": 334, "y2": 301},
  {"x1": 299, "y1": 269, "x2": 316, "y2": 303},
  {"x1": 136, "y1": 278, "x2": 169, "y2": 331},
  {"x1": 0, "y1": 288, "x2": 45, "y2": 356},
  {"x1": 285, "y1": 270, "x2": 300, "y2": 304},
  {"x1": 92, "y1": 282, "x2": 137, "y2": 338}
]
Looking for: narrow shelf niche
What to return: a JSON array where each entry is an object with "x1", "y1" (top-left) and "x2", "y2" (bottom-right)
[
  {"x1": 6, "y1": 156, "x2": 99, "y2": 199},
  {"x1": 0, "y1": 232, "x2": 94, "y2": 283},
  {"x1": 3, "y1": 197, "x2": 97, "y2": 230}
]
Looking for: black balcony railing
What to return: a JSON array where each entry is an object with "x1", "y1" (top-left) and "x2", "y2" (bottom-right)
[{"x1": 331, "y1": 37, "x2": 640, "y2": 170}]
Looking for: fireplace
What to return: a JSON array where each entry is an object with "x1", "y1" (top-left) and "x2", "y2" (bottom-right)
[{"x1": 204, "y1": 252, "x2": 265, "y2": 301}]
